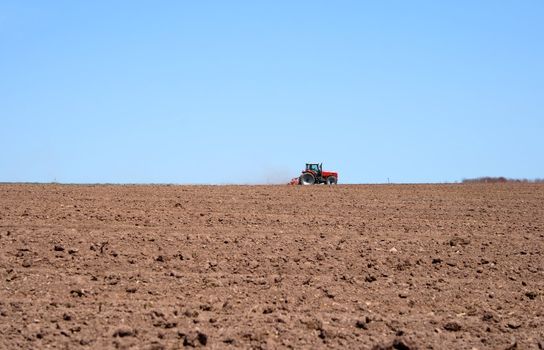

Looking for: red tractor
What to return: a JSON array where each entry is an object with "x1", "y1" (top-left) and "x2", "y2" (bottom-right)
[{"x1": 290, "y1": 163, "x2": 338, "y2": 185}]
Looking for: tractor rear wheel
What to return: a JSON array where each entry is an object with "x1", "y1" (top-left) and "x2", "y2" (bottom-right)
[
  {"x1": 300, "y1": 173, "x2": 315, "y2": 185},
  {"x1": 326, "y1": 176, "x2": 337, "y2": 185}
]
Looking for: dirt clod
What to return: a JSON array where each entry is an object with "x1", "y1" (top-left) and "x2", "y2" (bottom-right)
[
  {"x1": 525, "y1": 291, "x2": 538, "y2": 300},
  {"x1": 355, "y1": 319, "x2": 368, "y2": 329},
  {"x1": 70, "y1": 289, "x2": 86, "y2": 297},
  {"x1": 54, "y1": 244, "x2": 65, "y2": 252},
  {"x1": 113, "y1": 326, "x2": 135, "y2": 337},
  {"x1": 507, "y1": 321, "x2": 521, "y2": 329},
  {"x1": 365, "y1": 275, "x2": 377, "y2": 283},
  {"x1": 126, "y1": 286, "x2": 138, "y2": 293},
  {"x1": 180, "y1": 331, "x2": 208, "y2": 347},
  {"x1": 372, "y1": 337, "x2": 416, "y2": 350},
  {"x1": 443, "y1": 322, "x2": 462, "y2": 332}
]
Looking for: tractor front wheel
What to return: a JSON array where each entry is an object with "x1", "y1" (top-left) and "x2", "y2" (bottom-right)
[
  {"x1": 326, "y1": 176, "x2": 338, "y2": 185},
  {"x1": 300, "y1": 173, "x2": 315, "y2": 185}
]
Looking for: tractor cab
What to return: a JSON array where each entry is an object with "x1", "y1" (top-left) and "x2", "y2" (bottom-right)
[{"x1": 305, "y1": 163, "x2": 322, "y2": 175}]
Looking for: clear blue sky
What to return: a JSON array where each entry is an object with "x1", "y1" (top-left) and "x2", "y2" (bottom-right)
[{"x1": 1, "y1": 1, "x2": 543, "y2": 184}]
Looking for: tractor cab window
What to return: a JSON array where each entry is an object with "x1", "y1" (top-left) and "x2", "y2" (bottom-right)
[{"x1": 307, "y1": 164, "x2": 320, "y2": 172}]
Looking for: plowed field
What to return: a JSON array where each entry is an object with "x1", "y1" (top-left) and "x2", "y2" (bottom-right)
[{"x1": 0, "y1": 184, "x2": 543, "y2": 349}]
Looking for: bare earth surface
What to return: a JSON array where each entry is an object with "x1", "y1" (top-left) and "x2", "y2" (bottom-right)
[{"x1": 0, "y1": 184, "x2": 543, "y2": 349}]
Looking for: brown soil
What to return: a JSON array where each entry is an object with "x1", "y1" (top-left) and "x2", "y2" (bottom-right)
[{"x1": 0, "y1": 184, "x2": 543, "y2": 349}]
